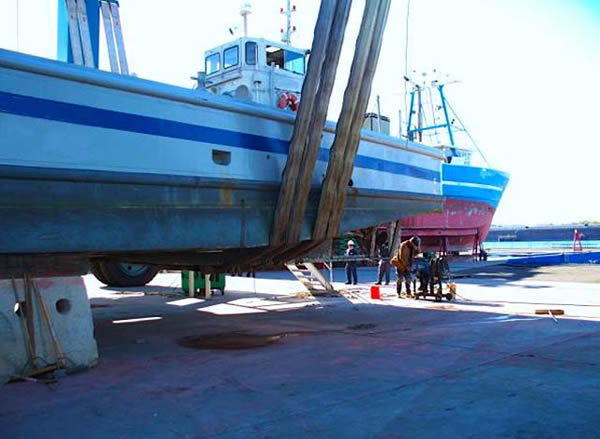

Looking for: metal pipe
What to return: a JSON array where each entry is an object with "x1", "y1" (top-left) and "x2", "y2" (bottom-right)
[
  {"x1": 398, "y1": 109, "x2": 402, "y2": 137},
  {"x1": 438, "y1": 84, "x2": 455, "y2": 146},
  {"x1": 376, "y1": 94, "x2": 382, "y2": 133},
  {"x1": 188, "y1": 271, "x2": 194, "y2": 297},
  {"x1": 204, "y1": 273, "x2": 211, "y2": 299},
  {"x1": 406, "y1": 90, "x2": 415, "y2": 140}
]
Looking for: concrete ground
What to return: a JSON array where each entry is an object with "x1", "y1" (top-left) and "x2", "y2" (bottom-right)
[{"x1": 2, "y1": 264, "x2": 600, "y2": 438}]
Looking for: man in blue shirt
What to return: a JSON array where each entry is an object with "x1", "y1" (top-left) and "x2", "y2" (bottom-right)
[
  {"x1": 345, "y1": 240, "x2": 358, "y2": 285},
  {"x1": 375, "y1": 242, "x2": 391, "y2": 285}
]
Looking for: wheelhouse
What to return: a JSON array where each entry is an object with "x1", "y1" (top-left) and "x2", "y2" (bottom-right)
[{"x1": 199, "y1": 38, "x2": 308, "y2": 108}]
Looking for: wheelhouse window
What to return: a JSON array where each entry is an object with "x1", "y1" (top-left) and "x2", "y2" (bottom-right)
[
  {"x1": 284, "y1": 50, "x2": 305, "y2": 75},
  {"x1": 205, "y1": 53, "x2": 220, "y2": 75},
  {"x1": 223, "y1": 46, "x2": 239, "y2": 69},
  {"x1": 266, "y1": 46, "x2": 306, "y2": 75},
  {"x1": 245, "y1": 41, "x2": 257, "y2": 65}
]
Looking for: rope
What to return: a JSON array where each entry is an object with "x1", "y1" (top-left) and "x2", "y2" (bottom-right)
[
  {"x1": 444, "y1": 99, "x2": 489, "y2": 166},
  {"x1": 403, "y1": 0, "x2": 411, "y2": 123},
  {"x1": 16, "y1": 0, "x2": 20, "y2": 51}
]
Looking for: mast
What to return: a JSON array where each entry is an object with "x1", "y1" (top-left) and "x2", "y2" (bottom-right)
[
  {"x1": 417, "y1": 85, "x2": 423, "y2": 142},
  {"x1": 240, "y1": 3, "x2": 252, "y2": 37},
  {"x1": 280, "y1": 1, "x2": 296, "y2": 45}
]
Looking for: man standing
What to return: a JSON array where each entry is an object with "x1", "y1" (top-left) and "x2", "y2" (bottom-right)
[
  {"x1": 345, "y1": 240, "x2": 358, "y2": 285},
  {"x1": 375, "y1": 242, "x2": 391, "y2": 285},
  {"x1": 391, "y1": 236, "x2": 421, "y2": 297},
  {"x1": 573, "y1": 229, "x2": 583, "y2": 251}
]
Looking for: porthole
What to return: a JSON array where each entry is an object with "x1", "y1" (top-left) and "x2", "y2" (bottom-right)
[{"x1": 212, "y1": 150, "x2": 231, "y2": 166}]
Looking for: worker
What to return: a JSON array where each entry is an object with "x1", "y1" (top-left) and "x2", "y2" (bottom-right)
[
  {"x1": 375, "y1": 242, "x2": 391, "y2": 285},
  {"x1": 573, "y1": 229, "x2": 583, "y2": 252},
  {"x1": 390, "y1": 236, "x2": 421, "y2": 297},
  {"x1": 345, "y1": 240, "x2": 358, "y2": 285}
]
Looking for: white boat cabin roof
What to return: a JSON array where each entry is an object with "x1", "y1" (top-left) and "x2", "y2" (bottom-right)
[{"x1": 200, "y1": 37, "x2": 309, "y2": 106}]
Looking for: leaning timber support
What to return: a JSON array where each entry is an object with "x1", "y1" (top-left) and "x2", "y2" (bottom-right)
[
  {"x1": 270, "y1": 0, "x2": 340, "y2": 247},
  {"x1": 312, "y1": 0, "x2": 391, "y2": 240},
  {"x1": 390, "y1": 220, "x2": 402, "y2": 254},
  {"x1": 369, "y1": 227, "x2": 377, "y2": 258},
  {"x1": 286, "y1": 0, "x2": 352, "y2": 243}
]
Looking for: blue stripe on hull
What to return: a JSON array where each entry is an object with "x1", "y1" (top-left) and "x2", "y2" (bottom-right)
[
  {"x1": 441, "y1": 163, "x2": 509, "y2": 208},
  {"x1": 442, "y1": 184, "x2": 504, "y2": 208},
  {"x1": 0, "y1": 91, "x2": 440, "y2": 182},
  {"x1": 442, "y1": 163, "x2": 509, "y2": 189}
]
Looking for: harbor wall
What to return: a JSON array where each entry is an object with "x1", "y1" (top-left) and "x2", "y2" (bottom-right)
[
  {"x1": 487, "y1": 225, "x2": 600, "y2": 242},
  {"x1": 505, "y1": 251, "x2": 600, "y2": 266}
]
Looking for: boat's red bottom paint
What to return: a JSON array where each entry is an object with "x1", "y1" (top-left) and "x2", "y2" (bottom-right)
[{"x1": 400, "y1": 199, "x2": 496, "y2": 252}]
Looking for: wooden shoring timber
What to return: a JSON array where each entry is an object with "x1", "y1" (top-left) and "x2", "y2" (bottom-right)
[
  {"x1": 270, "y1": 0, "x2": 337, "y2": 247},
  {"x1": 286, "y1": 0, "x2": 353, "y2": 243},
  {"x1": 325, "y1": 0, "x2": 391, "y2": 237},
  {"x1": 311, "y1": 0, "x2": 384, "y2": 240},
  {"x1": 390, "y1": 220, "x2": 402, "y2": 255},
  {"x1": 369, "y1": 226, "x2": 378, "y2": 258}
]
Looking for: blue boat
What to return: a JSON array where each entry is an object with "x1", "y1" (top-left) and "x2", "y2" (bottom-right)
[{"x1": 0, "y1": 37, "x2": 444, "y2": 280}]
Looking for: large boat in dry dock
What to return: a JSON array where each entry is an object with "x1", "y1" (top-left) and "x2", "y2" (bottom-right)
[{"x1": 0, "y1": 4, "x2": 445, "y2": 281}]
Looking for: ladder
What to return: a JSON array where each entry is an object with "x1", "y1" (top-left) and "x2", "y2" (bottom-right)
[
  {"x1": 63, "y1": 0, "x2": 129, "y2": 74},
  {"x1": 99, "y1": 0, "x2": 129, "y2": 74},
  {"x1": 286, "y1": 263, "x2": 335, "y2": 295},
  {"x1": 64, "y1": 0, "x2": 95, "y2": 67}
]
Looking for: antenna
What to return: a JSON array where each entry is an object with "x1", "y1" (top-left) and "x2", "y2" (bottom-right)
[
  {"x1": 280, "y1": 0, "x2": 297, "y2": 45},
  {"x1": 240, "y1": 2, "x2": 252, "y2": 37}
]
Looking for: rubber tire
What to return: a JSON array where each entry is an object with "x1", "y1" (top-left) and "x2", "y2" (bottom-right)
[
  {"x1": 90, "y1": 260, "x2": 112, "y2": 285},
  {"x1": 91, "y1": 260, "x2": 159, "y2": 287}
]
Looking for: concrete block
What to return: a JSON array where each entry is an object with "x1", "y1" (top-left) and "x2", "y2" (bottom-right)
[{"x1": 0, "y1": 276, "x2": 97, "y2": 383}]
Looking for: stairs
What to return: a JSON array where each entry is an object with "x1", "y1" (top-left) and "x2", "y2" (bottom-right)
[{"x1": 286, "y1": 263, "x2": 335, "y2": 295}]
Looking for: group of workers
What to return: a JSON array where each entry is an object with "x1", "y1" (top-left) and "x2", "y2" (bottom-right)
[{"x1": 344, "y1": 235, "x2": 422, "y2": 296}]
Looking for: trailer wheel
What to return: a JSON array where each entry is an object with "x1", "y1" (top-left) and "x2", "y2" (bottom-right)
[
  {"x1": 90, "y1": 260, "x2": 112, "y2": 285},
  {"x1": 91, "y1": 260, "x2": 159, "y2": 287}
]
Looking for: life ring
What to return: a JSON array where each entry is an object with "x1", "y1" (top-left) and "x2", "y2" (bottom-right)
[{"x1": 277, "y1": 92, "x2": 299, "y2": 112}]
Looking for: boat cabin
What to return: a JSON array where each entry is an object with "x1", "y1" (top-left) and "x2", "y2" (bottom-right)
[{"x1": 198, "y1": 37, "x2": 309, "y2": 109}]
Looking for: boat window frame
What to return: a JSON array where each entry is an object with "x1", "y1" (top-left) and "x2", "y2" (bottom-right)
[
  {"x1": 205, "y1": 52, "x2": 221, "y2": 76},
  {"x1": 245, "y1": 41, "x2": 258, "y2": 65},
  {"x1": 265, "y1": 45, "x2": 305, "y2": 75},
  {"x1": 223, "y1": 45, "x2": 240, "y2": 70},
  {"x1": 283, "y1": 50, "x2": 306, "y2": 75}
]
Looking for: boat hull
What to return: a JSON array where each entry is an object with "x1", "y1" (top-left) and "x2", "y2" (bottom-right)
[
  {"x1": 401, "y1": 163, "x2": 509, "y2": 252},
  {"x1": 0, "y1": 49, "x2": 443, "y2": 265}
]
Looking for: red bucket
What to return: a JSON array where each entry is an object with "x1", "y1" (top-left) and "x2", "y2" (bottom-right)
[{"x1": 370, "y1": 285, "x2": 381, "y2": 300}]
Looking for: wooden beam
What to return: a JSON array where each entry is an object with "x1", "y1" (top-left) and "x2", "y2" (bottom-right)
[
  {"x1": 312, "y1": 0, "x2": 383, "y2": 240},
  {"x1": 390, "y1": 220, "x2": 402, "y2": 255},
  {"x1": 369, "y1": 226, "x2": 377, "y2": 258},
  {"x1": 286, "y1": 0, "x2": 353, "y2": 243},
  {"x1": 270, "y1": 0, "x2": 337, "y2": 246},
  {"x1": 326, "y1": 0, "x2": 391, "y2": 237}
]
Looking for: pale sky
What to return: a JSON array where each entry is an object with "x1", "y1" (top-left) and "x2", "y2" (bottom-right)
[{"x1": 1, "y1": 0, "x2": 599, "y2": 225}]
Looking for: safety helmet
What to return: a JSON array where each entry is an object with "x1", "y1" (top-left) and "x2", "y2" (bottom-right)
[
  {"x1": 411, "y1": 236, "x2": 421, "y2": 247},
  {"x1": 347, "y1": 240, "x2": 355, "y2": 246}
]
